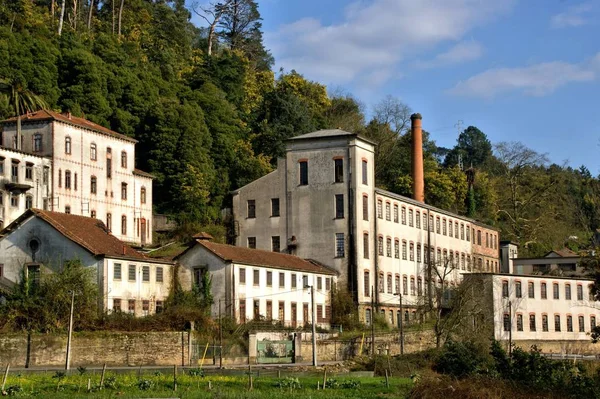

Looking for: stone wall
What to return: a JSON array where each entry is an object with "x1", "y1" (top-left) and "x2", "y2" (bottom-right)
[{"x1": 0, "y1": 332, "x2": 191, "y2": 368}]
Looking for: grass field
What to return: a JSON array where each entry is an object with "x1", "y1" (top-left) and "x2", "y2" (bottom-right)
[{"x1": 1, "y1": 370, "x2": 413, "y2": 398}]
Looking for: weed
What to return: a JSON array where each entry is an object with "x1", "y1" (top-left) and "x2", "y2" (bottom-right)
[
  {"x1": 137, "y1": 379, "x2": 154, "y2": 391},
  {"x1": 188, "y1": 367, "x2": 205, "y2": 377}
]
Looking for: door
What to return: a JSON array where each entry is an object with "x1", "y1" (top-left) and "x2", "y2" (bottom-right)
[
  {"x1": 140, "y1": 218, "x2": 146, "y2": 245},
  {"x1": 303, "y1": 303, "x2": 309, "y2": 327},
  {"x1": 291, "y1": 303, "x2": 297, "y2": 328}
]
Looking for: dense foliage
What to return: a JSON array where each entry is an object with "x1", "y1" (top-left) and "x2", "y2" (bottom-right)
[{"x1": 1, "y1": 0, "x2": 600, "y2": 255}]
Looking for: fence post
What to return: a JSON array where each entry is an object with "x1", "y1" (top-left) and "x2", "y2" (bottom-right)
[
  {"x1": 173, "y1": 365, "x2": 177, "y2": 391},
  {"x1": 1, "y1": 364, "x2": 9, "y2": 391}
]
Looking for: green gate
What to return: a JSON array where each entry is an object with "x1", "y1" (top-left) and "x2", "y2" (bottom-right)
[{"x1": 256, "y1": 339, "x2": 294, "y2": 364}]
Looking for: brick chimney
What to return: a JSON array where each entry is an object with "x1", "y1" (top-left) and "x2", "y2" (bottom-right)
[{"x1": 411, "y1": 113, "x2": 424, "y2": 202}]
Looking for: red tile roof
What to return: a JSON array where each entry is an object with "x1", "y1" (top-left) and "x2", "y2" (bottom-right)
[
  {"x1": 192, "y1": 240, "x2": 337, "y2": 275},
  {"x1": 3, "y1": 110, "x2": 137, "y2": 143},
  {"x1": 1, "y1": 209, "x2": 146, "y2": 260}
]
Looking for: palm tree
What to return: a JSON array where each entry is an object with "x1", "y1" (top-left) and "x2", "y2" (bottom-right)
[{"x1": 0, "y1": 78, "x2": 48, "y2": 150}]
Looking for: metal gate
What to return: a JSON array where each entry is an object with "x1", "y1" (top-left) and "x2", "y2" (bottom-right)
[{"x1": 256, "y1": 339, "x2": 294, "y2": 364}]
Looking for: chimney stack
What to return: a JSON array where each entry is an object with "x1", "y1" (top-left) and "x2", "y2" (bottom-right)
[{"x1": 411, "y1": 113, "x2": 424, "y2": 203}]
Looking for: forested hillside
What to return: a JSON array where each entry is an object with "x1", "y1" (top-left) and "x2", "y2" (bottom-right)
[{"x1": 1, "y1": 0, "x2": 599, "y2": 256}]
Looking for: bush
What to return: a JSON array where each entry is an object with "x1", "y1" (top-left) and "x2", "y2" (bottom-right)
[
  {"x1": 137, "y1": 379, "x2": 154, "y2": 391},
  {"x1": 275, "y1": 377, "x2": 301, "y2": 390},
  {"x1": 434, "y1": 340, "x2": 490, "y2": 379}
]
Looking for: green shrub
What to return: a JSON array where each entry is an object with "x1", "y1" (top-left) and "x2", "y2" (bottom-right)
[
  {"x1": 137, "y1": 379, "x2": 154, "y2": 391},
  {"x1": 187, "y1": 368, "x2": 205, "y2": 377},
  {"x1": 340, "y1": 379, "x2": 361, "y2": 389},
  {"x1": 325, "y1": 378, "x2": 339, "y2": 389},
  {"x1": 433, "y1": 340, "x2": 490, "y2": 379},
  {"x1": 275, "y1": 377, "x2": 301, "y2": 390}
]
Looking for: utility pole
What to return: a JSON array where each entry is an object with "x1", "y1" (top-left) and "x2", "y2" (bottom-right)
[
  {"x1": 371, "y1": 286, "x2": 375, "y2": 356},
  {"x1": 396, "y1": 293, "x2": 404, "y2": 355},
  {"x1": 508, "y1": 300, "x2": 512, "y2": 358},
  {"x1": 219, "y1": 300, "x2": 223, "y2": 368},
  {"x1": 310, "y1": 285, "x2": 317, "y2": 367},
  {"x1": 65, "y1": 290, "x2": 75, "y2": 370}
]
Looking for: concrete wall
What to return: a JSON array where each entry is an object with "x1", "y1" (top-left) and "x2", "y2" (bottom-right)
[{"x1": 0, "y1": 332, "x2": 191, "y2": 367}]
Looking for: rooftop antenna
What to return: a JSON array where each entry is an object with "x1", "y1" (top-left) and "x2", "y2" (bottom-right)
[{"x1": 455, "y1": 120, "x2": 464, "y2": 169}]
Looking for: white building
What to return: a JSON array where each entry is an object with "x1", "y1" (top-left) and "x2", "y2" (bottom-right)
[
  {"x1": 0, "y1": 110, "x2": 153, "y2": 245},
  {"x1": 464, "y1": 273, "x2": 599, "y2": 342},
  {"x1": 0, "y1": 147, "x2": 52, "y2": 229},
  {"x1": 232, "y1": 114, "x2": 500, "y2": 325},
  {"x1": 0, "y1": 209, "x2": 172, "y2": 316},
  {"x1": 176, "y1": 236, "x2": 338, "y2": 328}
]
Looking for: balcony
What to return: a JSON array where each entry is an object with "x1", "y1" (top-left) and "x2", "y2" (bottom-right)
[{"x1": 1, "y1": 177, "x2": 32, "y2": 194}]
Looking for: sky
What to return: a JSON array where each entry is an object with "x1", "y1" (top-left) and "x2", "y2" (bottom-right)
[{"x1": 197, "y1": 0, "x2": 600, "y2": 173}]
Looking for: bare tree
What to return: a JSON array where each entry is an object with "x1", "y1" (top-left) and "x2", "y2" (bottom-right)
[
  {"x1": 58, "y1": 0, "x2": 66, "y2": 36},
  {"x1": 117, "y1": 0, "x2": 125, "y2": 37},
  {"x1": 192, "y1": 1, "x2": 232, "y2": 56},
  {"x1": 372, "y1": 95, "x2": 412, "y2": 136},
  {"x1": 87, "y1": 0, "x2": 94, "y2": 30}
]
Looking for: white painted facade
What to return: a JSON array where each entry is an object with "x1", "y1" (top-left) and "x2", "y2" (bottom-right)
[
  {"x1": 0, "y1": 147, "x2": 52, "y2": 229},
  {"x1": 470, "y1": 273, "x2": 600, "y2": 341},
  {"x1": 232, "y1": 130, "x2": 501, "y2": 325},
  {"x1": 1, "y1": 112, "x2": 153, "y2": 245},
  {"x1": 176, "y1": 242, "x2": 337, "y2": 329}
]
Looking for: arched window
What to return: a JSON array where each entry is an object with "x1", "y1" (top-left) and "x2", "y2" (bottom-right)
[
  {"x1": 33, "y1": 134, "x2": 42, "y2": 152},
  {"x1": 121, "y1": 215, "x2": 127, "y2": 235},
  {"x1": 141, "y1": 187, "x2": 146, "y2": 204},
  {"x1": 65, "y1": 170, "x2": 72, "y2": 189},
  {"x1": 25, "y1": 195, "x2": 33, "y2": 209},
  {"x1": 90, "y1": 143, "x2": 97, "y2": 161},
  {"x1": 121, "y1": 151, "x2": 127, "y2": 168},
  {"x1": 65, "y1": 136, "x2": 71, "y2": 154}
]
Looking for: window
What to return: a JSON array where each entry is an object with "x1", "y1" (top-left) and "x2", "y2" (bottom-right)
[
  {"x1": 528, "y1": 282, "x2": 535, "y2": 298},
  {"x1": 417, "y1": 244, "x2": 422, "y2": 263},
  {"x1": 121, "y1": 151, "x2": 127, "y2": 168},
  {"x1": 248, "y1": 237, "x2": 256, "y2": 249},
  {"x1": 267, "y1": 271, "x2": 272, "y2": 287},
  {"x1": 156, "y1": 267, "x2": 163, "y2": 283},
  {"x1": 91, "y1": 176, "x2": 97, "y2": 194},
  {"x1": 365, "y1": 309, "x2": 372, "y2": 325},
  {"x1": 25, "y1": 163, "x2": 33, "y2": 180},
  {"x1": 553, "y1": 283, "x2": 559, "y2": 299},
  {"x1": 240, "y1": 300, "x2": 247, "y2": 322},
  {"x1": 486, "y1": 232, "x2": 489, "y2": 247},
  {"x1": 579, "y1": 315, "x2": 585, "y2": 332},
  {"x1": 554, "y1": 315, "x2": 561, "y2": 332},
  {"x1": 272, "y1": 236, "x2": 280, "y2": 252},
  {"x1": 416, "y1": 211, "x2": 421, "y2": 228},
  {"x1": 448, "y1": 220, "x2": 453, "y2": 237},
  {"x1": 461, "y1": 224, "x2": 465, "y2": 239},
  {"x1": 335, "y1": 194, "x2": 344, "y2": 218},
  {"x1": 362, "y1": 195, "x2": 369, "y2": 221},
  {"x1": 106, "y1": 213, "x2": 112, "y2": 232},
  {"x1": 423, "y1": 214, "x2": 428, "y2": 230},
  {"x1": 254, "y1": 300, "x2": 260, "y2": 320},
  {"x1": 65, "y1": 205, "x2": 71, "y2": 214},
  {"x1": 299, "y1": 161, "x2": 308, "y2": 185},
  {"x1": 377, "y1": 199, "x2": 382, "y2": 218},
  {"x1": 403, "y1": 276, "x2": 408, "y2": 295},
  {"x1": 394, "y1": 239, "x2": 399, "y2": 258},
  {"x1": 378, "y1": 236, "x2": 383, "y2": 256},
  {"x1": 442, "y1": 219, "x2": 447, "y2": 235},
  {"x1": 417, "y1": 277, "x2": 423, "y2": 295},
  {"x1": 239, "y1": 268, "x2": 246, "y2": 284},
  {"x1": 141, "y1": 187, "x2": 146, "y2": 204},
  {"x1": 515, "y1": 281, "x2": 522, "y2": 298},
  {"x1": 0, "y1": 157, "x2": 4, "y2": 175},
  {"x1": 542, "y1": 314, "x2": 549, "y2": 331},
  {"x1": 517, "y1": 314, "x2": 523, "y2": 331},
  {"x1": 25, "y1": 195, "x2": 32, "y2": 209},
  {"x1": 114, "y1": 263, "x2": 122, "y2": 280},
  {"x1": 592, "y1": 316, "x2": 596, "y2": 330},
  {"x1": 271, "y1": 198, "x2": 280, "y2": 217},
  {"x1": 477, "y1": 230, "x2": 482, "y2": 245},
  {"x1": 156, "y1": 301, "x2": 163, "y2": 314},
  {"x1": 334, "y1": 158, "x2": 343, "y2": 183},
  {"x1": 408, "y1": 209, "x2": 413, "y2": 227},
  {"x1": 455, "y1": 222, "x2": 459, "y2": 238},
  {"x1": 121, "y1": 182, "x2": 127, "y2": 200},
  {"x1": 65, "y1": 170, "x2": 71, "y2": 189},
  {"x1": 386, "y1": 237, "x2": 392, "y2": 257},
  {"x1": 436, "y1": 217, "x2": 440, "y2": 233},
  {"x1": 113, "y1": 298, "x2": 121, "y2": 312},
  {"x1": 385, "y1": 202, "x2": 391, "y2": 221},
  {"x1": 530, "y1": 314, "x2": 536, "y2": 331},
  {"x1": 466, "y1": 226, "x2": 470, "y2": 241},
  {"x1": 394, "y1": 275, "x2": 400, "y2": 294},
  {"x1": 74, "y1": 173, "x2": 78, "y2": 190},
  {"x1": 364, "y1": 271, "x2": 370, "y2": 297},
  {"x1": 363, "y1": 233, "x2": 369, "y2": 259},
  {"x1": 128, "y1": 264, "x2": 136, "y2": 281},
  {"x1": 502, "y1": 281, "x2": 509, "y2": 298},
  {"x1": 106, "y1": 148, "x2": 112, "y2": 178},
  {"x1": 121, "y1": 215, "x2": 127, "y2": 235},
  {"x1": 128, "y1": 300, "x2": 135, "y2": 314},
  {"x1": 90, "y1": 143, "x2": 97, "y2": 160},
  {"x1": 410, "y1": 277, "x2": 415, "y2": 295},
  {"x1": 142, "y1": 266, "x2": 150, "y2": 282},
  {"x1": 541, "y1": 283, "x2": 547, "y2": 299},
  {"x1": 565, "y1": 284, "x2": 571, "y2": 300},
  {"x1": 279, "y1": 273, "x2": 285, "y2": 288},
  {"x1": 253, "y1": 269, "x2": 259, "y2": 286},
  {"x1": 378, "y1": 272, "x2": 384, "y2": 293},
  {"x1": 386, "y1": 274, "x2": 392, "y2": 294},
  {"x1": 409, "y1": 243, "x2": 414, "y2": 261},
  {"x1": 246, "y1": 199, "x2": 256, "y2": 218},
  {"x1": 326, "y1": 278, "x2": 331, "y2": 291},
  {"x1": 577, "y1": 285, "x2": 583, "y2": 300},
  {"x1": 65, "y1": 136, "x2": 71, "y2": 154},
  {"x1": 362, "y1": 160, "x2": 368, "y2": 185},
  {"x1": 391, "y1": 204, "x2": 397, "y2": 222},
  {"x1": 401, "y1": 207, "x2": 406, "y2": 225},
  {"x1": 33, "y1": 134, "x2": 42, "y2": 152},
  {"x1": 335, "y1": 233, "x2": 345, "y2": 257},
  {"x1": 590, "y1": 285, "x2": 595, "y2": 301},
  {"x1": 567, "y1": 315, "x2": 573, "y2": 332},
  {"x1": 302, "y1": 275, "x2": 309, "y2": 288},
  {"x1": 503, "y1": 313, "x2": 510, "y2": 331}
]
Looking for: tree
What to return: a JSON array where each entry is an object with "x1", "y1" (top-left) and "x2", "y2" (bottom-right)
[
  {"x1": 372, "y1": 95, "x2": 411, "y2": 136},
  {"x1": 443, "y1": 126, "x2": 493, "y2": 170},
  {"x1": 0, "y1": 77, "x2": 48, "y2": 150},
  {"x1": 192, "y1": 1, "x2": 232, "y2": 56},
  {"x1": 323, "y1": 92, "x2": 365, "y2": 133}
]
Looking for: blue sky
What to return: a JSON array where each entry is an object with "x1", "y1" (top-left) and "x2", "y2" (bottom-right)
[{"x1": 197, "y1": 1, "x2": 600, "y2": 173}]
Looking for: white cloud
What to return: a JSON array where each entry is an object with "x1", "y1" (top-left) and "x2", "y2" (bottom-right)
[
  {"x1": 414, "y1": 40, "x2": 484, "y2": 69},
  {"x1": 551, "y1": 2, "x2": 594, "y2": 28},
  {"x1": 265, "y1": 0, "x2": 515, "y2": 86},
  {"x1": 449, "y1": 53, "x2": 600, "y2": 98}
]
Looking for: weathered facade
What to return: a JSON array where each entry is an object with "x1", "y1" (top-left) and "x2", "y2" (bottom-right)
[{"x1": 1, "y1": 110, "x2": 153, "y2": 245}]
